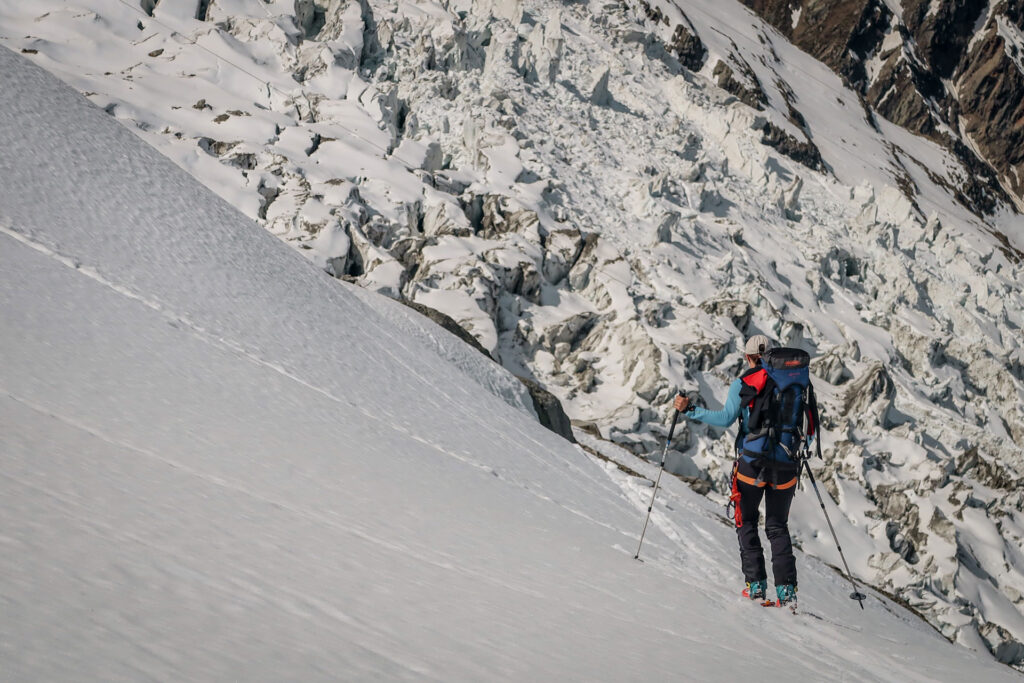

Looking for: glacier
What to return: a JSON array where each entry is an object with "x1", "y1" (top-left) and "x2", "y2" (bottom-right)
[{"x1": 1, "y1": 0, "x2": 1022, "y2": 669}]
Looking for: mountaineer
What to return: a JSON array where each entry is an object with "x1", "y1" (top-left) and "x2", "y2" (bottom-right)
[{"x1": 674, "y1": 334, "x2": 819, "y2": 608}]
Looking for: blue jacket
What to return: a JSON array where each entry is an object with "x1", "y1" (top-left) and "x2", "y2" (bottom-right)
[{"x1": 686, "y1": 378, "x2": 751, "y2": 454}]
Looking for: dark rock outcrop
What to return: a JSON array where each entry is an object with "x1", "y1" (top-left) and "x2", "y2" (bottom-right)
[
  {"x1": 713, "y1": 59, "x2": 767, "y2": 110},
  {"x1": 957, "y1": 3, "x2": 1024, "y2": 200},
  {"x1": 400, "y1": 300, "x2": 576, "y2": 443},
  {"x1": 518, "y1": 377, "x2": 577, "y2": 443},
  {"x1": 737, "y1": 0, "x2": 1023, "y2": 213},
  {"x1": 668, "y1": 18, "x2": 707, "y2": 72},
  {"x1": 902, "y1": 0, "x2": 988, "y2": 80},
  {"x1": 635, "y1": 2, "x2": 707, "y2": 72},
  {"x1": 402, "y1": 300, "x2": 495, "y2": 359},
  {"x1": 758, "y1": 121, "x2": 825, "y2": 172}
]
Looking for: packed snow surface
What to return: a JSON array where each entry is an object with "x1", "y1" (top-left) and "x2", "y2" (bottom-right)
[{"x1": 1, "y1": 46, "x2": 1021, "y2": 681}]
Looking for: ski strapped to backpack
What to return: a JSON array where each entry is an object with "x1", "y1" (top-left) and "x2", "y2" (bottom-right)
[{"x1": 737, "y1": 348, "x2": 821, "y2": 464}]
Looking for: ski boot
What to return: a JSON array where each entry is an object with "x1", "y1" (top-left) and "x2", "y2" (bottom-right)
[
  {"x1": 776, "y1": 584, "x2": 797, "y2": 610},
  {"x1": 742, "y1": 580, "x2": 767, "y2": 602}
]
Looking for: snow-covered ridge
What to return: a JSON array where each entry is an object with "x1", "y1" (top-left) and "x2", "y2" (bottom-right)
[{"x1": 2, "y1": 0, "x2": 1022, "y2": 668}]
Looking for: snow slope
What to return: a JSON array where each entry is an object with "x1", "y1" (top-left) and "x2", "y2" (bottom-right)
[
  {"x1": 1, "y1": 46, "x2": 1020, "y2": 681},
  {"x1": 3, "y1": 0, "x2": 1023, "y2": 667}
]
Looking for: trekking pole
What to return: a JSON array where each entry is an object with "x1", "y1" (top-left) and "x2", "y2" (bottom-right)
[
  {"x1": 634, "y1": 409, "x2": 681, "y2": 560},
  {"x1": 799, "y1": 458, "x2": 867, "y2": 608}
]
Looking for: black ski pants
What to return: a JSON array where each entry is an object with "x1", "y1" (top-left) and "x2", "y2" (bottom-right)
[{"x1": 734, "y1": 458, "x2": 797, "y2": 586}]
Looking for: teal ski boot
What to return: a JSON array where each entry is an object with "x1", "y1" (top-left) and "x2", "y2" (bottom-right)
[
  {"x1": 742, "y1": 580, "x2": 768, "y2": 602},
  {"x1": 776, "y1": 584, "x2": 798, "y2": 610}
]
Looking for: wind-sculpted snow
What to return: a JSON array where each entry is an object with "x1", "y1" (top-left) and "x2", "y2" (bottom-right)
[{"x1": 2, "y1": 0, "x2": 1023, "y2": 668}]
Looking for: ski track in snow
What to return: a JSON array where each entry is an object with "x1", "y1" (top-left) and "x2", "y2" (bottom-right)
[
  {"x1": 0, "y1": 221, "x2": 627, "y2": 539},
  {"x1": 7, "y1": 382, "x2": 688, "y2": 658},
  {"x1": 0, "y1": 394, "x2": 436, "y2": 681},
  {"x1": 0, "y1": 214, "x2": 675, "y2": 638},
  {"x1": 1, "y1": 388, "x2": 532, "y2": 598}
]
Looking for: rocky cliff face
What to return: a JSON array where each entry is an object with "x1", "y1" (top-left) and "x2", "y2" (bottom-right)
[
  {"x1": 734, "y1": 0, "x2": 1024, "y2": 214},
  {"x1": 3, "y1": 0, "x2": 1023, "y2": 670}
]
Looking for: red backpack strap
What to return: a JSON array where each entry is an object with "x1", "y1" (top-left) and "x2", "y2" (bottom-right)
[
  {"x1": 739, "y1": 367, "x2": 768, "y2": 408},
  {"x1": 739, "y1": 367, "x2": 773, "y2": 438}
]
